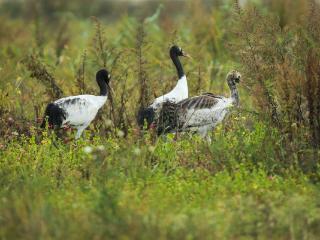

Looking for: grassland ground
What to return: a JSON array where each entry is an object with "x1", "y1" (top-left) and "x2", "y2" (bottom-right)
[{"x1": 1, "y1": 0, "x2": 320, "y2": 239}]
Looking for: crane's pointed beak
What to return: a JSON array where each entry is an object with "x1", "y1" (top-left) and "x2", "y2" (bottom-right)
[
  {"x1": 107, "y1": 83, "x2": 114, "y2": 96},
  {"x1": 183, "y1": 53, "x2": 192, "y2": 58}
]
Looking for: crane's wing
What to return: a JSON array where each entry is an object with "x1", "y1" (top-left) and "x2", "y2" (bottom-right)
[
  {"x1": 156, "y1": 94, "x2": 222, "y2": 135},
  {"x1": 178, "y1": 94, "x2": 220, "y2": 111},
  {"x1": 54, "y1": 96, "x2": 96, "y2": 126}
]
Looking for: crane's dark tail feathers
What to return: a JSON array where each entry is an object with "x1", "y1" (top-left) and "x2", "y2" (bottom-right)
[
  {"x1": 41, "y1": 103, "x2": 66, "y2": 128},
  {"x1": 156, "y1": 101, "x2": 179, "y2": 136},
  {"x1": 137, "y1": 107, "x2": 155, "y2": 130}
]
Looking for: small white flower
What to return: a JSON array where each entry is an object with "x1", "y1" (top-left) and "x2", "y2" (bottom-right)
[
  {"x1": 117, "y1": 130, "x2": 125, "y2": 138},
  {"x1": 83, "y1": 146, "x2": 93, "y2": 154},
  {"x1": 105, "y1": 119, "x2": 113, "y2": 127},
  {"x1": 59, "y1": 55, "x2": 64, "y2": 63},
  {"x1": 96, "y1": 145, "x2": 105, "y2": 151},
  {"x1": 148, "y1": 146, "x2": 155, "y2": 153},
  {"x1": 133, "y1": 147, "x2": 141, "y2": 156}
]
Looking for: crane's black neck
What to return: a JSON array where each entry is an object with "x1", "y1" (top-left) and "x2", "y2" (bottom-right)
[
  {"x1": 97, "y1": 79, "x2": 108, "y2": 96},
  {"x1": 170, "y1": 52, "x2": 185, "y2": 79},
  {"x1": 96, "y1": 69, "x2": 110, "y2": 96}
]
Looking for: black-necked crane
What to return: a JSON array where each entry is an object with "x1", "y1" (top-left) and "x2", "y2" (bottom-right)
[
  {"x1": 41, "y1": 69, "x2": 111, "y2": 139},
  {"x1": 137, "y1": 45, "x2": 190, "y2": 129},
  {"x1": 156, "y1": 70, "x2": 241, "y2": 137}
]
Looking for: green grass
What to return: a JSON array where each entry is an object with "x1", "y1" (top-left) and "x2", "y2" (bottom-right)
[
  {"x1": 1, "y1": 0, "x2": 320, "y2": 239},
  {"x1": 1, "y1": 122, "x2": 320, "y2": 239}
]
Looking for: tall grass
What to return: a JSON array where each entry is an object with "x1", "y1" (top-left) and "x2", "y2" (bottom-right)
[
  {"x1": 1, "y1": 0, "x2": 320, "y2": 238},
  {"x1": 230, "y1": 0, "x2": 320, "y2": 173}
]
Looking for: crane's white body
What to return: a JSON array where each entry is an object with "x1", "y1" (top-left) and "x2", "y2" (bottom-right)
[
  {"x1": 54, "y1": 95, "x2": 108, "y2": 139},
  {"x1": 150, "y1": 75, "x2": 188, "y2": 109}
]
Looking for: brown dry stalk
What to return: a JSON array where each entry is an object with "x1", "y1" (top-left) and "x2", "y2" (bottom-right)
[
  {"x1": 75, "y1": 50, "x2": 87, "y2": 94},
  {"x1": 91, "y1": 17, "x2": 107, "y2": 68},
  {"x1": 136, "y1": 22, "x2": 150, "y2": 111},
  {"x1": 22, "y1": 55, "x2": 63, "y2": 99},
  {"x1": 55, "y1": 20, "x2": 70, "y2": 65}
]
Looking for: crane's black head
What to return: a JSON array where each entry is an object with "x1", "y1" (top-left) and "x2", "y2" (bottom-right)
[
  {"x1": 96, "y1": 69, "x2": 111, "y2": 85},
  {"x1": 170, "y1": 45, "x2": 190, "y2": 58},
  {"x1": 96, "y1": 69, "x2": 111, "y2": 96}
]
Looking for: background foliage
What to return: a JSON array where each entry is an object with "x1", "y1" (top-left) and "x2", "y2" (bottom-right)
[{"x1": 1, "y1": 0, "x2": 320, "y2": 239}]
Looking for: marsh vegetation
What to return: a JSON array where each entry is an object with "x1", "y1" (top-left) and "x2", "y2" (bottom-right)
[{"x1": 1, "y1": 0, "x2": 320, "y2": 239}]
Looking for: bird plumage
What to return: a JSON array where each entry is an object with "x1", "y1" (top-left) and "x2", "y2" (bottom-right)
[
  {"x1": 156, "y1": 70, "x2": 241, "y2": 137},
  {"x1": 137, "y1": 45, "x2": 190, "y2": 128},
  {"x1": 41, "y1": 69, "x2": 111, "y2": 139},
  {"x1": 150, "y1": 75, "x2": 188, "y2": 109}
]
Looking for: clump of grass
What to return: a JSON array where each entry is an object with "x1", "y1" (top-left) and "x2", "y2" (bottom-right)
[
  {"x1": 32, "y1": 1, "x2": 46, "y2": 57},
  {"x1": 91, "y1": 17, "x2": 117, "y2": 131},
  {"x1": 1, "y1": 123, "x2": 320, "y2": 239},
  {"x1": 231, "y1": 1, "x2": 281, "y2": 126},
  {"x1": 75, "y1": 50, "x2": 87, "y2": 94},
  {"x1": 55, "y1": 19, "x2": 70, "y2": 65},
  {"x1": 300, "y1": 0, "x2": 320, "y2": 148},
  {"x1": 230, "y1": 0, "x2": 320, "y2": 174},
  {"x1": 91, "y1": 16, "x2": 109, "y2": 68},
  {"x1": 22, "y1": 54, "x2": 63, "y2": 99},
  {"x1": 2, "y1": 1, "x2": 320, "y2": 238},
  {"x1": 90, "y1": 17, "x2": 133, "y2": 136},
  {"x1": 136, "y1": 22, "x2": 151, "y2": 115}
]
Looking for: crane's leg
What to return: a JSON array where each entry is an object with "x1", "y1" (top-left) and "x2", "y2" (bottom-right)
[
  {"x1": 75, "y1": 124, "x2": 88, "y2": 139},
  {"x1": 198, "y1": 126, "x2": 208, "y2": 138},
  {"x1": 205, "y1": 134, "x2": 212, "y2": 144},
  {"x1": 198, "y1": 126, "x2": 212, "y2": 143}
]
